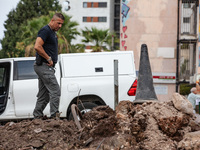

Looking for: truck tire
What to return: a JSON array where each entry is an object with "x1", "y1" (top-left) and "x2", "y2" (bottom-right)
[{"x1": 68, "y1": 102, "x2": 98, "y2": 120}]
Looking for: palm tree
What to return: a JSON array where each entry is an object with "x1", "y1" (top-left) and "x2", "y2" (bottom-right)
[
  {"x1": 57, "y1": 12, "x2": 80, "y2": 53},
  {"x1": 81, "y1": 27, "x2": 119, "y2": 52},
  {"x1": 70, "y1": 44, "x2": 85, "y2": 53},
  {"x1": 16, "y1": 12, "x2": 80, "y2": 56},
  {"x1": 16, "y1": 16, "x2": 48, "y2": 56}
]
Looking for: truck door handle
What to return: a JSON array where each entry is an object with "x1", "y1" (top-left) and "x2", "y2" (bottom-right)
[{"x1": 95, "y1": 67, "x2": 103, "y2": 72}]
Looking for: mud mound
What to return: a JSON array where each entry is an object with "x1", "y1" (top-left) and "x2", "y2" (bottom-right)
[
  {"x1": 0, "y1": 119, "x2": 78, "y2": 149},
  {"x1": 0, "y1": 93, "x2": 200, "y2": 149}
]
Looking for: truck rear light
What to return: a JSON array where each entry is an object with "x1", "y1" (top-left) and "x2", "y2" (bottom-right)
[{"x1": 127, "y1": 80, "x2": 137, "y2": 96}]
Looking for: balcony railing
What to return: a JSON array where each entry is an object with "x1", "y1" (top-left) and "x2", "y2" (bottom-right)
[{"x1": 180, "y1": 0, "x2": 198, "y2": 36}]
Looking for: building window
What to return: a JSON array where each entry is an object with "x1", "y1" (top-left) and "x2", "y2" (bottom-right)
[
  {"x1": 83, "y1": 2, "x2": 87, "y2": 8},
  {"x1": 179, "y1": 43, "x2": 196, "y2": 81},
  {"x1": 183, "y1": 3, "x2": 191, "y2": 8},
  {"x1": 183, "y1": 17, "x2": 190, "y2": 23},
  {"x1": 83, "y1": 17, "x2": 87, "y2": 22},
  {"x1": 115, "y1": 5, "x2": 120, "y2": 17},
  {"x1": 181, "y1": 1, "x2": 197, "y2": 35},
  {"x1": 114, "y1": 19, "x2": 120, "y2": 31},
  {"x1": 98, "y1": 2, "x2": 107, "y2": 8},
  {"x1": 83, "y1": 17, "x2": 107, "y2": 22},
  {"x1": 83, "y1": 2, "x2": 107, "y2": 8},
  {"x1": 98, "y1": 17, "x2": 107, "y2": 22}
]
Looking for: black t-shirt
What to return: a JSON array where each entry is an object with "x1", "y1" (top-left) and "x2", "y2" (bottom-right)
[{"x1": 36, "y1": 25, "x2": 58, "y2": 63}]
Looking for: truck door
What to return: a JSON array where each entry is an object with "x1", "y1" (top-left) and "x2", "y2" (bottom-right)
[
  {"x1": 13, "y1": 59, "x2": 50, "y2": 117},
  {"x1": 0, "y1": 60, "x2": 12, "y2": 115}
]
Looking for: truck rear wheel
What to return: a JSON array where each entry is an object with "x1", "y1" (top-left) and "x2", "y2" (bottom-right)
[{"x1": 68, "y1": 102, "x2": 98, "y2": 120}]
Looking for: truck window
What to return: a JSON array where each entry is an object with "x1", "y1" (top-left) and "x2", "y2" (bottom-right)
[
  {"x1": 0, "y1": 68, "x2": 5, "y2": 87},
  {"x1": 0, "y1": 68, "x2": 6, "y2": 94},
  {"x1": 0, "y1": 62, "x2": 10, "y2": 114},
  {"x1": 14, "y1": 60, "x2": 37, "y2": 80}
]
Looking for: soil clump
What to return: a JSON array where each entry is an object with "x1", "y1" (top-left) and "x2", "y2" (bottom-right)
[{"x1": 0, "y1": 93, "x2": 200, "y2": 150}]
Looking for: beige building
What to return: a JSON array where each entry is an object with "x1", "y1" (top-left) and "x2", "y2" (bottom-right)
[{"x1": 121, "y1": 0, "x2": 199, "y2": 101}]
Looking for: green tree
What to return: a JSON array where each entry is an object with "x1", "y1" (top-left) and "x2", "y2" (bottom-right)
[
  {"x1": 81, "y1": 27, "x2": 119, "y2": 52},
  {"x1": 180, "y1": 83, "x2": 193, "y2": 96},
  {"x1": 16, "y1": 12, "x2": 80, "y2": 56},
  {"x1": 0, "y1": 0, "x2": 61, "y2": 58},
  {"x1": 57, "y1": 13, "x2": 81, "y2": 53},
  {"x1": 70, "y1": 44, "x2": 85, "y2": 53}
]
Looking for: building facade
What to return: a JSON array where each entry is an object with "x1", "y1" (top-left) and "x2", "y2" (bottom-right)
[
  {"x1": 121, "y1": 0, "x2": 199, "y2": 101},
  {"x1": 59, "y1": 0, "x2": 120, "y2": 49},
  {"x1": 59, "y1": 0, "x2": 199, "y2": 101}
]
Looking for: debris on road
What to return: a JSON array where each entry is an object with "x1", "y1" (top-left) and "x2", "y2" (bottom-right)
[{"x1": 0, "y1": 93, "x2": 200, "y2": 150}]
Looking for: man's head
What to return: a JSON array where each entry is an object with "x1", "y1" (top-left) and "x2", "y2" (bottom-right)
[
  {"x1": 191, "y1": 87, "x2": 197, "y2": 94},
  {"x1": 49, "y1": 13, "x2": 65, "y2": 31}
]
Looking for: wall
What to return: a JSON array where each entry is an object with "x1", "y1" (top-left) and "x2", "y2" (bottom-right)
[{"x1": 121, "y1": 0, "x2": 177, "y2": 101}]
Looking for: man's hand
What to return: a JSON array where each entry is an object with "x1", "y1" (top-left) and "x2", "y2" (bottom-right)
[{"x1": 47, "y1": 60, "x2": 53, "y2": 66}]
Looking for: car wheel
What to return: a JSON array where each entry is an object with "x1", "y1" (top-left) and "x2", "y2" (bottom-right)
[{"x1": 68, "y1": 102, "x2": 98, "y2": 120}]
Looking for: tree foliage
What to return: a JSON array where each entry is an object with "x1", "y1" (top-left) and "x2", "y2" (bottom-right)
[
  {"x1": 81, "y1": 27, "x2": 119, "y2": 52},
  {"x1": 180, "y1": 83, "x2": 193, "y2": 96},
  {"x1": 0, "y1": 0, "x2": 61, "y2": 58},
  {"x1": 16, "y1": 12, "x2": 80, "y2": 56}
]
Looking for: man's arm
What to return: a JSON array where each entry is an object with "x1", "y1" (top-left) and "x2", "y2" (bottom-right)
[
  {"x1": 196, "y1": 83, "x2": 200, "y2": 94},
  {"x1": 34, "y1": 37, "x2": 53, "y2": 66}
]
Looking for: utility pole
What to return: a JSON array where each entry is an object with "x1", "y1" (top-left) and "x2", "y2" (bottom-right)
[{"x1": 114, "y1": 60, "x2": 119, "y2": 109}]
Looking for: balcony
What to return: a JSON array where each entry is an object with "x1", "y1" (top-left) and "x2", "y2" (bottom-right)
[{"x1": 180, "y1": 0, "x2": 198, "y2": 41}]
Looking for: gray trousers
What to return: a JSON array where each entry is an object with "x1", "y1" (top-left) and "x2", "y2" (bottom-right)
[{"x1": 33, "y1": 63, "x2": 60, "y2": 117}]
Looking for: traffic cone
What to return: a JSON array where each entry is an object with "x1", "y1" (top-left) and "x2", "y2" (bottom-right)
[{"x1": 134, "y1": 44, "x2": 158, "y2": 103}]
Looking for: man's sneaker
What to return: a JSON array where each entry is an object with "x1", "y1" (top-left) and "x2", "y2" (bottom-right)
[
  {"x1": 34, "y1": 115, "x2": 47, "y2": 120},
  {"x1": 50, "y1": 112, "x2": 61, "y2": 120}
]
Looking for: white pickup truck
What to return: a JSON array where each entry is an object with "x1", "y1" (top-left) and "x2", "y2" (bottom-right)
[{"x1": 0, "y1": 51, "x2": 137, "y2": 120}]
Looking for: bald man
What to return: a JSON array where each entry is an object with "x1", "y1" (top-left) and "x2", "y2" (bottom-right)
[{"x1": 33, "y1": 13, "x2": 65, "y2": 119}]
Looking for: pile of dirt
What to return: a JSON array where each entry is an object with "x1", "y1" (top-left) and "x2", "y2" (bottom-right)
[
  {"x1": 0, "y1": 119, "x2": 78, "y2": 149},
  {"x1": 0, "y1": 93, "x2": 200, "y2": 150}
]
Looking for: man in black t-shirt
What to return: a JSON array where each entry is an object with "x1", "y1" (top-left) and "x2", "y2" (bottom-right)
[{"x1": 33, "y1": 13, "x2": 65, "y2": 119}]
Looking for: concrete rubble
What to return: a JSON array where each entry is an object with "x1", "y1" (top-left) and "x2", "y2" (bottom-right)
[{"x1": 0, "y1": 92, "x2": 200, "y2": 149}]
